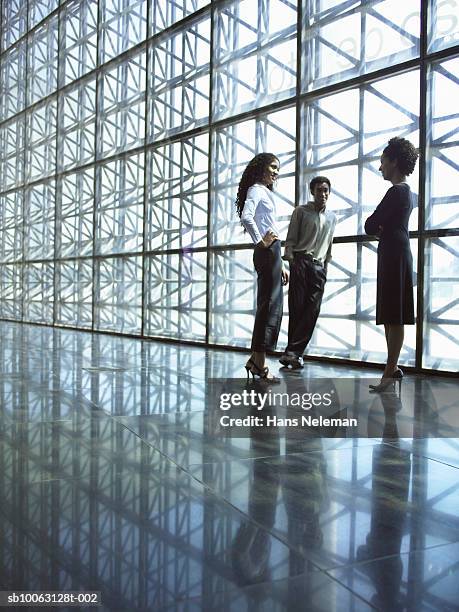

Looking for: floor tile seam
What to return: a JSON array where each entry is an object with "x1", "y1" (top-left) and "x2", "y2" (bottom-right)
[
  {"x1": 0, "y1": 418, "x2": 75, "y2": 425},
  {"x1": 416, "y1": 447, "x2": 459, "y2": 467},
  {"x1": 321, "y1": 538, "x2": 459, "y2": 574},
  {"x1": 380, "y1": 443, "x2": 459, "y2": 471},
  {"x1": 185, "y1": 444, "x2": 378, "y2": 469},
  {"x1": 0, "y1": 411, "x2": 114, "y2": 431},
  {"x1": 0, "y1": 393, "x2": 102, "y2": 406},
  {"x1": 317, "y1": 569, "x2": 379, "y2": 610},
  {"x1": 170, "y1": 566, "x2": 377, "y2": 610},
  {"x1": 26, "y1": 475, "x2": 86, "y2": 485},
  {"x1": 112, "y1": 419, "x2": 379, "y2": 472},
  {"x1": 185, "y1": 451, "x2": 326, "y2": 469},
  {"x1": 381, "y1": 437, "x2": 459, "y2": 448},
  {"x1": 0, "y1": 405, "x2": 110, "y2": 421},
  {"x1": 374, "y1": 438, "x2": 459, "y2": 468}
]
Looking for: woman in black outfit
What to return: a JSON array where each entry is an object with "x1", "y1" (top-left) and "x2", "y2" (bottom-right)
[
  {"x1": 236, "y1": 153, "x2": 289, "y2": 381},
  {"x1": 365, "y1": 137, "x2": 418, "y2": 391}
]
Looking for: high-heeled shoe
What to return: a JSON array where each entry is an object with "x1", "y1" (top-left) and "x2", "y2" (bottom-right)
[
  {"x1": 369, "y1": 368, "x2": 403, "y2": 393},
  {"x1": 245, "y1": 358, "x2": 281, "y2": 383}
]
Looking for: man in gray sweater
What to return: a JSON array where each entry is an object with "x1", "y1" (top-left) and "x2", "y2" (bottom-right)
[{"x1": 279, "y1": 176, "x2": 337, "y2": 369}]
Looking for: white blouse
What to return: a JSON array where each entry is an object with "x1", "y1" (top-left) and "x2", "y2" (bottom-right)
[{"x1": 240, "y1": 183, "x2": 281, "y2": 245}]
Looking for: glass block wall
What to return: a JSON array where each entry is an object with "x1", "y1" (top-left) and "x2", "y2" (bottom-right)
[{"x1": 0, "y1": 0, "x2": 458, "y2": 372}]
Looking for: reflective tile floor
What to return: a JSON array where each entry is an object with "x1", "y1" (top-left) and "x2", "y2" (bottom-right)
[{"x1": 0, "y1": 322, "x2": 458, "y2": 611}]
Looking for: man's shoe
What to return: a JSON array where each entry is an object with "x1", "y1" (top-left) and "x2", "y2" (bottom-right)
[
  {"x1": 279, "y1": 354, "x2": 304, "y2": 369},
  {"x1": 279, "y1": 354, "x2": 292, "y2": 366},
  {"x1": 291, "y1": 356, "x2": 304, "y2": 369}
]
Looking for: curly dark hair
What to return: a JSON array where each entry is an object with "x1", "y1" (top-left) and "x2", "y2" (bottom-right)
[
  {"x1": 235, "y1": 153, "x2": 279, "y2": 219},
  {"x1": 383, "y1": 137, "x2": 419, "y2": 176}
]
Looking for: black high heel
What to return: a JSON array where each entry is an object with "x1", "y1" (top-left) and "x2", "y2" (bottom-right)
[
  {"x1": 393, "y1": 368, "x2": 403, "y2": 394},
  {"x1": 245, "y1": 359, "x2": 281, "y2": 384},
  {"x1": 369, "y1": 368, "x2": 403, "y2": 393}
]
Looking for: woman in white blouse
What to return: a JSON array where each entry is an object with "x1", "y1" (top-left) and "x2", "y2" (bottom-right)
[{"x1": 236, "y1": 153, "x2": 289, "y2": 381}]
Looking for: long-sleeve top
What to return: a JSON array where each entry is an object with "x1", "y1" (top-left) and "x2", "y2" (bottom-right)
[
  {"x1": 283, "y1": 202, "x2": 337, "y2": 264},
  {"x1": 240, "y1": 183, "x2": 280, "y2": 245},
  {"x1": 364, "y1": 183, "x2": 413, "y2": 250}
]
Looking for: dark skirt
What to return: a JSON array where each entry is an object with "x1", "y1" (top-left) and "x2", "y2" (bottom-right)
[
  {"x1": 376, "y1": 244, "x2": 415, "y2": 325},
  {"x1": 251, "y1": 240, "x2": 283, "y2": 351}
]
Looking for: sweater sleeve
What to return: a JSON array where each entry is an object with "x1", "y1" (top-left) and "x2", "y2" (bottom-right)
[
  {"x1": 283, "y1": 206, "x2": 301, "y2": 261},
  {"x1": 325, "y1": 214, "x2": 336, "y2": 263},
  {"x1": 325, "y1": 236, "x2": 333, "y2": 263},
  {"x1": 240, "y1": 186, "x2": 263, "y2": 245},
  {"x1": 364, "y1": 186, "x2": 397, "y2": 235}
]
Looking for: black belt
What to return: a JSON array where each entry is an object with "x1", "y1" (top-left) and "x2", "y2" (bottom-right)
[{"x1": 294, "y1": 252, "x2": 324, "y2": 266}]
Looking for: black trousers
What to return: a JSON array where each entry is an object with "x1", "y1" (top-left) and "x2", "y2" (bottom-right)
[
  {"x1": 286, "y1": 255, "x2": 327, "y2": 357},
  {"x1": 251, "y1": 240, "x2": 283, "y2": 352}
]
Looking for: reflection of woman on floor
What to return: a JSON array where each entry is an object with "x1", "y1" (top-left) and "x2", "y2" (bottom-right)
[
  {"x1": 365, "y1": 137, "x2": 418, "y2": 391},
  {"x1": 358, "y1": 391, "x2": 411, "y2": 609},
  {"x1": 236, "y1": 153, "x2": 289, "y2": 381}
]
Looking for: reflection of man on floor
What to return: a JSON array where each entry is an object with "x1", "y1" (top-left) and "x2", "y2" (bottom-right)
[
  {"x1": 231, "y1": 419, "x2": 328, "y2": 584},
  {"x1": 280, "y1": 176, "x2": 337, "y2": 369},
  {"x1": 231, "y1": 379, "x2": 335, "y2": 584}
]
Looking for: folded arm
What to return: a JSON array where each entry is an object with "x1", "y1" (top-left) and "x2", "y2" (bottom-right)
[{"x1": 364, "y1": 187, "x2": 396, "y2": 235}]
